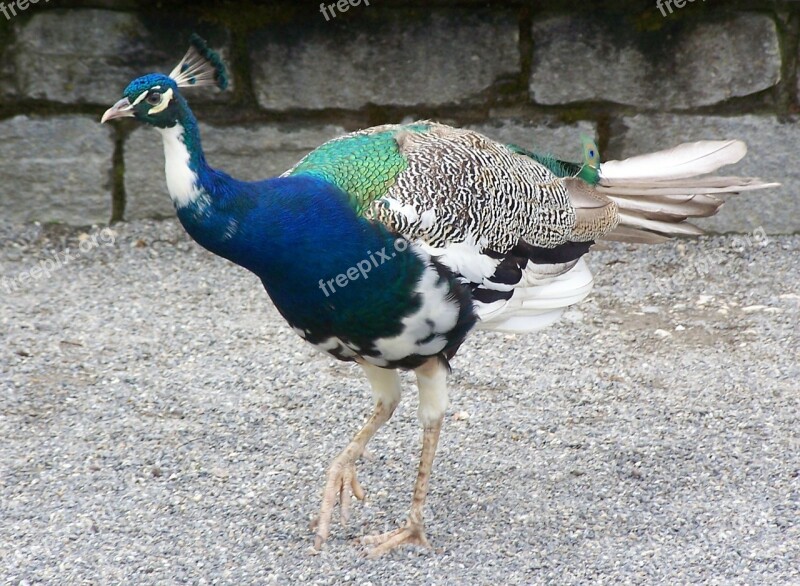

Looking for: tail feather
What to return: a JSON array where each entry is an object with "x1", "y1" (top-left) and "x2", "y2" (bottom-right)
[
  {"x1": 617, "y1": 212, "x2": 706, "y2": 237},
  {"x1": 601, "y1": 226, "x2": 671, "y2": 245},
  {"x1": 599, "y1": 140, "x2": 747, "y2": 182},
  {"x1": 584, "y1": 140, "x2": 779, "y2": 243},
  {"x1": 596, "y1": 176, "x2": 774, "y2": 195},
  {"x1": 476, "y1": 138, "x2": 778, "y2": 335},
  {"x1": 607, "y1": 193, "x2": 723, "y2": 219}
]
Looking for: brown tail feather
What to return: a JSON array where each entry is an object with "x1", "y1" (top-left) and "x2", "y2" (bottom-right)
[{"x1": 572, "y1": 141, "x2": 780, "y2": 244}]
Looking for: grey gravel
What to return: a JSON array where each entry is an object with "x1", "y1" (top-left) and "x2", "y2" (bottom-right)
[{"x1": 1, "y1": 219, "x2": 798, "y2": 585}]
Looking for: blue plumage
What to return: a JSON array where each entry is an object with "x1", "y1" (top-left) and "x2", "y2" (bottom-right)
[{"x1": 176, "y1": 168, "x2": 469, "y2": 365}]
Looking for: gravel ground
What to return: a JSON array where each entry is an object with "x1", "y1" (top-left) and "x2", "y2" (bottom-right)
[{"x1": 1, "y1": 219, "x2": 798, "y2": 585}]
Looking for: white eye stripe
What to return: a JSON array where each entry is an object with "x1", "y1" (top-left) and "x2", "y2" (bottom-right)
[
  {"x1": 132, "y1": 85, "x2": 165, "y2": 107},
  {"x1": 132, "y1": 90, "x2": 149, "y2": 106},
  {"x1": 147, "y1": 87, "x2": 174, "y2": 115}
]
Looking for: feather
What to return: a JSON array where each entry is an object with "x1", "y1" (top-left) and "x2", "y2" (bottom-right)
[
  {"x1": 599, "y1": 140, "x2": 747, "y2": 182},
  {"x1": 475, "y1": 259, "x2": 594, "y2": 333},
  {"x1": 563, "y1": 178, "x2": 619, "y2": 241},
  {"x1": 590, "y1": 140, "x2": 779, "y2": 243},
  {"x1": 576, "y1": 134, "x2": 600, "y2": 184},
  {"x1": 605, "y1": 193, "x2": 723, "y2": 219},
  {"x1": 596, "y1": 177, "x2": 779, "y2": 195},
  {"x1": 602, "y1": 226, "x2": 671, "y2": 244},
  {"x1": 169, "y1": 34, "x2": 229, "y2": 90},
  {"x1": 617, "y1": 212, "x2": 705, "y2": 237}
]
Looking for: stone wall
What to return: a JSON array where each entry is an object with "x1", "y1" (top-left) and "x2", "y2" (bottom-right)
[{"x1": 0, "y1": 0, "x2": 797, "y2": 233}]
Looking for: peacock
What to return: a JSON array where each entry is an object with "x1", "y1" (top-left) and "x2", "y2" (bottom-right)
[{"x1": 101, "y1": 36, "x2": 778, "y2": 557}]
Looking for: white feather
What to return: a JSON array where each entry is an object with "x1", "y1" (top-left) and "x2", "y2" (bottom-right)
[
  {"x1": 169, "y1": 44, "x2": 224, "y2": 89},
  {"x1": 477, "y1": 309, "x2": 566, "y2": 334},
  {"x1": 596, "y1": 179, "x2": 779, "y2": 196},
  {"x1": 419, "y1": 208, "x2": 437, "y2": 230},
  {"x1": 605, "y1": 194, "x2": 721, "y2": 219},
  {"x1": 372, "y1": 248, "x2": 459, "y2": 361},
  {"x1": 617, "y1": 212, "x2": 705, "y2": 236},
  {"x1": 600, "y1": 140, "x2": 747, "y2": 183},
  {"x1": 588, "y1": 139, "x2": 779, "y2": 242},
  {"x1": 158, "y1": 124, "x2": 202, "y2": 208},
  {"x1": 313, "y1": 336, "x2": 360, "y2": 359},
  {"x1": 476, "y1": 258, "x2": 594, "y2": 333},
  {"x1": 382, "y1": 197, "x2": 419, "y2": 223},
  {"x1": 418, "y1": 233, "x2": 500, "y2": 284}
]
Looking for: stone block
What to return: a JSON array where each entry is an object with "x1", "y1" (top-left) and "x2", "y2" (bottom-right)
[
  {"x1": 250, "y1": 9, "x2": 519, "y2": 110},
  {"x1": 530, "y1": 14, "x2": 780, "y2": 109},
  {"x1": 468, "y1": 118, "x2": 598, "y2": 161},
  {"x1": 13, "y1": 9, "x2": 231, "y2": 106},
  {"x1": 0, "y1": 115, "x2": 114, "y2": 225}
]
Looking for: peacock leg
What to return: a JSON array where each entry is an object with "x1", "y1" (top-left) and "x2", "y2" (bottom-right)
[
  {"x1": 312, "y1": 364, "x2": 401, "y2": 550},
  {"x1": 362, "y1": 417, "x2": 442, "y2": 557},
  {"x1": 362, "y1": 357, "x2": 448, "y2": 558}
]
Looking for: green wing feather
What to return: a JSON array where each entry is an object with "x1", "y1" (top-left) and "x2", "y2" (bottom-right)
[
  {"x1": 507, "y1": 136, "x2": 601, "y2": 185},
  {"x1": 288, "y1": 128, "x2": 420, "y2": 215}
]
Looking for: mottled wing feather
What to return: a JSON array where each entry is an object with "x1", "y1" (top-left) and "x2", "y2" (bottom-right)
[
  {"x1": 280, "y1": 123, "x2": 769, "y2": 341},
  {"x1": 364, "y1": 122, "x2": 577, "y2": 253}
]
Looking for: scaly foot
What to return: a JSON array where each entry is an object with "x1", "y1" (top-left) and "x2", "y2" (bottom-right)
[
  {"x1": 361, "y1": 520, "x2": 430, "y2": 558},
  {"x1": 312, "y1": 454, "x2": 365, "y2": 549}
]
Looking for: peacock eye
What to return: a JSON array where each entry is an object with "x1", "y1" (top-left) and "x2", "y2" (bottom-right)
[{"x1": 146, "y1": 91, "x2": 162, "y2": 105}]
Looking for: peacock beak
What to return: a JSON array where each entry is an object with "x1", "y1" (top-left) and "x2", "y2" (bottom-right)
[{"x1": 101, "y1": 97, "x2": 134, "y2": 123}]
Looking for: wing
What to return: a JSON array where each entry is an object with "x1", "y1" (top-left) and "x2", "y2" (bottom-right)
[
  {"x1": 284, "y1": 121, "x2": 601, "y2": 333},
  {"x1": 282, "y1": 123, "x2": 417, "y2": 215},
  {"x1": 284, "y1": 121, "x2": 585, "y2": 250}
]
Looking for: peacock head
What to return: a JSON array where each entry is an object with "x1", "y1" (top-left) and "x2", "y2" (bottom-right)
[{"x1": 101, "y1": 34, "x2": 228, "y2": 128}]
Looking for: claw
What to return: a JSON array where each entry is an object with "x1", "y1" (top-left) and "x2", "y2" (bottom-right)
[
  {"x1": 312, "y1": 457, "x2": 366, "y2": 549},
  {"x1": 362, "y1": 521, "x2": 430, "y2": 558},
  {"x1": 307, "y1": 386, "x2": 399, "y2": 551},
  {"x1": 340, "y1": 467, "x2": 366, "y2": 526}
]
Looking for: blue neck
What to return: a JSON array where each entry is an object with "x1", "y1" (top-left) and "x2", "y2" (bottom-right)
[
  {"x1": 178, "y1": 112, "x2": 207, "y2": 172},
  {"x1": 162, "y1": 112, "x2": 380, "y2": 282},
  {"x1": 158, "y1": 109, "x2": 431, "y2": 341}
]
